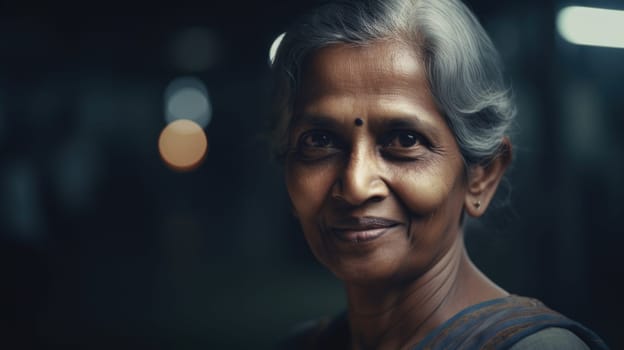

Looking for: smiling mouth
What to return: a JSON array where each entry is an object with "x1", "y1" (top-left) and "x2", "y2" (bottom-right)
[{"x1": 328, "y1": 217, "x2": 400, "y2": 243}]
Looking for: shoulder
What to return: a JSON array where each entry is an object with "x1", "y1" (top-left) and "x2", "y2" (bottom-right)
[
  {"x1": 509, "y1": 327, "x2": 590, "y2": 350},
  {"x1": 477, "y1": 296, "x2": 607, "y2": 349},
  {"x1": 415, "y1": 295, "x2": 609, "y2": 349}
]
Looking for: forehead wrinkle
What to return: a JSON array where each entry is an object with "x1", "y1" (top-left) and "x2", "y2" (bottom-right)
[
  {"x1": 375, "y1": 95, "x2": 437, "y2": 121},
  {"x1": 296, "y1": 87, "x2": 434, "y2": 124},
  {"x1": 292, "y1": 95, "x2": 360, "y2": 131},
  {"x1": 301, "y1": 41, "x2": 424, "y2": 95},
  {"x1": 300, "y1": 95, "x2": 359, "y2": 116}
]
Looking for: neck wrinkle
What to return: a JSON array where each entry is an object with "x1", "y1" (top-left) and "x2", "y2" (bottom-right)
[{"x1": 346, "y1": 235, "x2": 465, "y2": 350}]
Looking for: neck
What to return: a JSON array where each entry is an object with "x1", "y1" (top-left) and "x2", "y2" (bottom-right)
[{"x1": 344, "y1": 233, "x2": 506, "y2": 350}]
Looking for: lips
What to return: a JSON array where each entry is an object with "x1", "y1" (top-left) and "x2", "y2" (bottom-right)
[{"x1": 328, "y1": 217, "x2": 401, "y2": 243}]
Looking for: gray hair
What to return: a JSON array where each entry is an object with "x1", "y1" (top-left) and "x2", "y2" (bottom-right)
[{"x1": 270, "y1": 0, "x2": 515, "y2": 166}]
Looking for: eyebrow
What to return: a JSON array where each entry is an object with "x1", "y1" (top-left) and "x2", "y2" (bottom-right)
[
  {"x1": 377, "y1": 117, "x2": 440, "y2": 138},
  {"x1": 291, "y1": 114, "x2": 343, "y2": 130}
]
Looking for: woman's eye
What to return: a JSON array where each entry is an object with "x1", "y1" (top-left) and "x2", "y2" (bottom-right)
[
  {"x1": 300, "y1": 131, "x2": 336, "y2": 148},
  {"x1": 380, "y1": 130, "x2": 429, "y2": 161},
  {"x1": 383, "y1": 131, "x2": 422, "y2": 148},
  {"x1": 292, "y1": 130, "x2": 341, "y2": 161}
]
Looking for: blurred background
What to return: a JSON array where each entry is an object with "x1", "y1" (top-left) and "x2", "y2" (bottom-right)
[{"x1": 1, "y1": 0, "x2": 622, "y2": 348}]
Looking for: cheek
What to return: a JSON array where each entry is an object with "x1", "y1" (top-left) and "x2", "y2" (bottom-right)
[
  {"x1": 285, "y1": 162, "x2": 337, "y2": 217},
  {"x1": 285, "y1": 162, "x2": 338, "y2": 266},
  {"x1": 390, "y1": 161, "x2": 465, "y2": 215}
]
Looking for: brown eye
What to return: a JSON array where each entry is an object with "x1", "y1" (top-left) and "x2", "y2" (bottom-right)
[
  {"x1": 383, "y1": 130, "x2": 422, "y2": 148},
  {"x1": 397, "y1": 132, "x2": 418, "y2": 147},
  {"x1": 301, "y1": 131, "x2": 336, "y2": 148},
  {"x1": 293, "y1": 130, "x2": 342, "y2": 161}
]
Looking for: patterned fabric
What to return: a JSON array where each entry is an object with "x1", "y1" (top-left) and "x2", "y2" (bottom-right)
[
  {"x1": 412, "y1": 295, "x2": 609, "y2": 350},
  {"x1": 280, "y1": 295, "x2": 609, "y2": 349}
]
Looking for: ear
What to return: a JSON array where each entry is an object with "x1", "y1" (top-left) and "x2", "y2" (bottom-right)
[{"x1": 464, "y1": 138, "x2": 512, "y2": 217}]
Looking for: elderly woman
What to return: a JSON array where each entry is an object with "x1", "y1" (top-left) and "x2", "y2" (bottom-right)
[{"x1": 270, "y1": 0, "x2": 607, "y2": 349}]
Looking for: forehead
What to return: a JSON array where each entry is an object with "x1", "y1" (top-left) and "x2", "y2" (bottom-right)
[
  {"x1": 294, "y1": 40, "x2": 442, "y2": 129},
  {"x1": 297, "y1": 40, "x2": 428, "y2": 103}
]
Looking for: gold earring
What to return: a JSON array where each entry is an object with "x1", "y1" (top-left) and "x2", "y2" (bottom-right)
[{"x1": 474, "y1": 200, "x2": 481, "y2": 209}]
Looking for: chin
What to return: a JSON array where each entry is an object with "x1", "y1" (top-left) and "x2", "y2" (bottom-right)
[{"x1": 321, "y1": 253, "x2": 407, "y2": 286}]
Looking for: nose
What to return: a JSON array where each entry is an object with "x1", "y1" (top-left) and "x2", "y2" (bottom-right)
[{"x1": 331, "y1": 146, "x2": 389, "y2": 206}]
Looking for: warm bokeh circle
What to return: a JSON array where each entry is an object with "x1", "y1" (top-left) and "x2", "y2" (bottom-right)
[{"x1": 158, "y1": 119, "x2": 208, "y2": 172}]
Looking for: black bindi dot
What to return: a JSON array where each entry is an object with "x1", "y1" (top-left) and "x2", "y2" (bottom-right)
[{"x1": 354, "y1": 118, "x2": 364, "y2": 126}]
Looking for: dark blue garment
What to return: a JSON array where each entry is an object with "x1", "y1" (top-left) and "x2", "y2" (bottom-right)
[
  {"x1": 412, "y1": 295, "x2": 608, "y2": 350},
  {"x1": 279, "y1": 295, "x2": 608, "y2": 349}
]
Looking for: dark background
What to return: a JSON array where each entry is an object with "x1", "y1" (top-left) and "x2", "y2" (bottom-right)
[{"x1": 1, "y1": 0, "x2": 622, "y2": 349}]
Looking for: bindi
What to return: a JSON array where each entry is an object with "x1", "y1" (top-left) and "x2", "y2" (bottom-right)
[{"x1": 354, "y1": 118, "x2": 364, "y2": 126}]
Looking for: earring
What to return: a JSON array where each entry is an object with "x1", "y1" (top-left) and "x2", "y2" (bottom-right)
[{"x1": 474, "y1": 200, "x2": 481, "y2": 209}]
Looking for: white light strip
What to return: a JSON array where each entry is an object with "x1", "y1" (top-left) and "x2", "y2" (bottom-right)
[
  {"x1": 269, "y1": 32, "x2": 286, "y2": 66},
  {"x1": 557, "y1": 6, "x2": 624, "y2": 48}
]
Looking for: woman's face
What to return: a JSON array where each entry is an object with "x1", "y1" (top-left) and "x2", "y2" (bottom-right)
[{"x1": 285, "y1": 41, "x2": 468, "y2": 284}]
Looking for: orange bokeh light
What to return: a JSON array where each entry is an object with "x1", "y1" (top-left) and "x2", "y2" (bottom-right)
[{"x1": 158, "y1": 119, "x2": 208, "y2": 172}]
